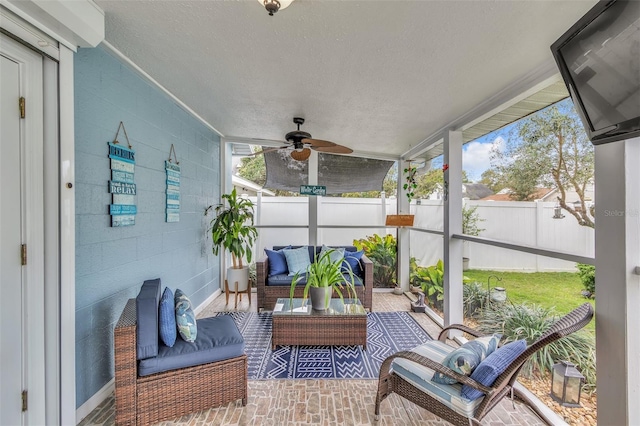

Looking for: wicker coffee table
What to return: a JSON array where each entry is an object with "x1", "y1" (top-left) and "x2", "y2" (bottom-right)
[{"x1": 272, "y1": 298, "x2": 367, "y2": 350}]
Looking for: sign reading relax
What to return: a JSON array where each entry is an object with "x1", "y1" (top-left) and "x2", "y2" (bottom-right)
[{"x1": 300, "y1": 185, "x2": 326, "y2": 196}]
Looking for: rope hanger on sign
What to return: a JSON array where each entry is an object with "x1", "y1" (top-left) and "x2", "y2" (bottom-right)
[
  {"x1": 112, "y1": 121, "x2": 132, "y2": 149},
  {"x1": 168, "y1": 144, "x2": 179, "y2": 164}
]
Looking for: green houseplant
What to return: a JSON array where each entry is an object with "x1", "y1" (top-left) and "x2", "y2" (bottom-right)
[
  {"x1": 353, "y1": 234, "x2": 397, "y2": 288},
  {"x1": 290, "y1": 249, "x2": 358, "y2": 311},
  {"x1": 210, "y1": 188, "x2": 258, "y2": 295}
]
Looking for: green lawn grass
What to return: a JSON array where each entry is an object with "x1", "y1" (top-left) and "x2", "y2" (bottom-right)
[{"x1": 464, "y1": 269, "x2": 595, "y2": 333}]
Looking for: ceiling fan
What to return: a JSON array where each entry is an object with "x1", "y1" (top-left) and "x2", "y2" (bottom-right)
[{"x1": 252, "y1": 117, "x2": 353, "y2": 161}]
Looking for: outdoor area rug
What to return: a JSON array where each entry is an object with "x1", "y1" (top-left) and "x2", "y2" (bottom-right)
[{"x1": 214, "y1": 311, "x2": 432, "y2": 380}]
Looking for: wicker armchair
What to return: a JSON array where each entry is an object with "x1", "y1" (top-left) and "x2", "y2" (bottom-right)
[{"x1": 375, "y1": 303, "x2": 594, "y2": 425}]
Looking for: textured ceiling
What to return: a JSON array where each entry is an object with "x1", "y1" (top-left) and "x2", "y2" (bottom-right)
[{"x1": 94, "y1": 0, "x2": 596, "y2": 158}]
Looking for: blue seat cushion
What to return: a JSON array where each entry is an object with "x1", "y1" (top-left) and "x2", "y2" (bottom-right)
[
  {"x1": 138, "y1": 315, "x2": 245, "y2": 376},
  {"x1": 392, "y1": 340, "x2": 484, "y2": 418},
  {"x1": 267, "y1": 273, "x2": 308, "y2": 286},
  {"x1": 266, "y1": 273, "x2": 362, "y2": 287},
  {"x1": 136, "y1": 278, "x2": 162, "y2": 360}
]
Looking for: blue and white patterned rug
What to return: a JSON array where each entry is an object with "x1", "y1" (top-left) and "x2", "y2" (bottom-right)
[{"x1": 214, "y1": 312, "x2": 432, "y2": 379}]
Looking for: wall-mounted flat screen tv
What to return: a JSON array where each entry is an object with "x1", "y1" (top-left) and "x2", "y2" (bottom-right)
[{"x1": 551, "y1": 0, "x2": 640, "y2": 145}]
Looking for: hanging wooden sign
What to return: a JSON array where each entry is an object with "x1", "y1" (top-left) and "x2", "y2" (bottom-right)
[
  {"x1": 108, "y1": 122, "x2": 137, "y2": 227},
  {"x1": 165, "y1": 144, "x2": 181, "y2": 223}
]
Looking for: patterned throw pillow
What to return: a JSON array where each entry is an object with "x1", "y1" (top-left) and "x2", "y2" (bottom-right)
[
  {"x1": 432, "y1": 334, "x2": 501, "y2": 384},
  {"x1": 174, "y1": 289, "x2": 197, "y2": 343},
  {"x1": 284, "y1": 246, "x2": 312, "y2": 276},
  {"x1": 319, "y1": 245, "x2": 345, "y2": 265},
  {"x1": 158, "y1": 287, "x2": 177, "y2": 347},
  {"x1": 265, "y1": 246, "x2": 290, "y2": 276},
  {"x1": 461, "y1": 339, "x2": 528, "y2": 400},
  {"x1": 342, "y1": 250, "x2": 364, "y2": 276}
]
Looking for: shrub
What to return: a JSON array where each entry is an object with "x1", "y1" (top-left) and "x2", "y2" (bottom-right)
[
  {"x1": 353, "y1": 234, "x2": 397, "y2": 288},
  {"x1": 410, "y1": 259, "x2": 444, "y2": 309},
  {"x1": 463, "y1": 281, "x2": 488, "y2": 318},
  {"x1": 576, "y1": 263, "x2": 595, "y2": 298},
  {"x1": 477, "y1": 302, "x2": 596, "y2": 391}
]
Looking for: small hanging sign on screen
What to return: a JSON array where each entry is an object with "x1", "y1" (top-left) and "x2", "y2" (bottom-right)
[{"x1": 300, "y1": 185, "x2": 326, "y2": 196}]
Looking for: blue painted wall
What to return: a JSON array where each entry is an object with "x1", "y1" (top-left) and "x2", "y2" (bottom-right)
[{"x1": 74, "y1": 46, "x2": 220, "y2": 408}]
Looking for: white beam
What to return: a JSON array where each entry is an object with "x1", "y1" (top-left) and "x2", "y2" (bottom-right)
[
  {"x1": 397, "y1": 160, "x2": 412, "y2": 291},
  {"x1": 443, "y1": 130, "x2": 463, "y2": 333},
  {"x1": 308, "y1": 150, "x2": 318, "y2": 246},
  {"x1": 595, "y1": 138, "x2": 640, "y2": 425}
]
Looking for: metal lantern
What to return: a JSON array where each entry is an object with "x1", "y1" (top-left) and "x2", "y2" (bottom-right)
[
  {"x1": 490, "y1": 287, "x2": 507, "y2": 302},
  {"x1": 550, "y1": 361, "x2": 584, "y2": 407}
]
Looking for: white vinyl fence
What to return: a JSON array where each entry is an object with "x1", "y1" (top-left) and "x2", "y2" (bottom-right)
[{"x1": 252, "y1": 196, "x2": 594, "y2": 272}]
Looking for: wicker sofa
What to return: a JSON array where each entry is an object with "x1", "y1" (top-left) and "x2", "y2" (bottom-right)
[
  {"x1": 256, "y1": 245, "x2": 373, "y2": 311},
  {"x1": 114, "y1": 279, "x2": 248, "y2": 425}
]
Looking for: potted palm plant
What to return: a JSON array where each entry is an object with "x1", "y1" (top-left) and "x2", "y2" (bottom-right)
[
  {"x1": 210, "y1": 188, "x2": 258, "y2": 299},
  {"x1": 290, "y1": 249, "x2": 358, "y2": 311}
]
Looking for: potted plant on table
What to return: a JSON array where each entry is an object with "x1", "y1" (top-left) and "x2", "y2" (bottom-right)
[
  {"x1": 290, "y1": 249, "x2": 358, "y2": 311},
  {"x1": 210, "y1": 188, "x2": 258, "y2": 303}
]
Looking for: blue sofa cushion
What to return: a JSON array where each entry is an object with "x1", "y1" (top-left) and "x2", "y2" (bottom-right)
[
  {"x1": 342, "y1": 250, "x2": 364, "y2": 276},
  {"x1": 136, "y1": 278, "x2": 162, "y2": 360},
  {"x1": 274, "y1": 245, "x2": 315, "y2": 263},
  {"x1": 342, "y1": 273, "x2": 363, "y2": 286},
  {"x1": 461, "y1": 339, "x2": 528, "y2": 401},
  {"x1": 267, "y1": 273, "x2": 308, "y2": 286},
  {"x1": 159, "y1": 287, "x2": 177, "y2": 347},
  {"x1": 265, "y1": 246, "x2": 290, "y2": 276},
  {"x1": 284, "y1": 246, "x2": 312, "y2": 276},
  {"x1": 139, "y1": 315, "x2": 245, "y2": 376},
  {"x1": 175, "y1": 289, "x2": 197, "y2": 343}
]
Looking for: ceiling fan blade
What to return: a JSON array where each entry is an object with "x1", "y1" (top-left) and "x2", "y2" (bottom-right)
[
  {"x1": 301, "y1": 138, "x2": 336, "y2": 148},
  {"x1": 313, "y1": 144, "x2": 354, "y2": 154},
  {"x1": 290, "y1": 148, "x2": 311, "y2": 161}
]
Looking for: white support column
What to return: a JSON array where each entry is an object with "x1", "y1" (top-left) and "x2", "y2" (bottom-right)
[
  {"x1": 594, "y1": 138, "x2": 640, "y2": 426},
  {"x1": 256, "y1": 190, "x2": 262, "y2": 254},
  {"x1": 380, "y1": 191, "x2": 386, "y2": 225},
  {"x1": 308, "y1": 150, "x2": 318, "y2": 246},
  {"x1": 443, "y1": 130, "x2": 463, "y2": 332},
  {"x1": 397, "y1": 160, "x2": 411, "y2": 292}
]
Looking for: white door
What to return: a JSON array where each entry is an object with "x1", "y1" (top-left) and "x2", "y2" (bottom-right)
[
  {"x1": 1, "y1": 49, "x2": 26, "y2": 426},
  {"x1": 1, "y1": 35, "x2": 45, "y2": 426}
]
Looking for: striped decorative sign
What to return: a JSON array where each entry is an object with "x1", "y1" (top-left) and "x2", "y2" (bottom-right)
[
  {"x1": 108, "y1": 141, "x2": 136, "y2": 227},
  {"x1": 166, "y1": 160, "x2": 180, "y2": 223}
]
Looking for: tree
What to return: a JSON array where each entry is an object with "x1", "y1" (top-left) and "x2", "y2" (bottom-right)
[
  {"x1": 493, "y1": 100, "x2": 594, "y2": 226},
  {"x1": 479, "y1": 169, "x2": 507, "y2": 193}
]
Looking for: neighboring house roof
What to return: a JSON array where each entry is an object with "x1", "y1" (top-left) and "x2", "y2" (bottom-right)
[
  {"x1": 462, "y1": 183, "x2": 493, "y2": 200},
  {"x1": 232, "y1": 175, "x2": 275, "y2": 196},
  {"x1": 481, "y1": 187, "x2": 553, "y2": 201}
]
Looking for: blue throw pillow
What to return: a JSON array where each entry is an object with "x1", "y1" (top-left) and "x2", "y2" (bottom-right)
[
  {"x1": 342, "y1": 250, "x2": 364, "y2": 276},
  {"x1": 432, "y1": 334, "x2": 501, "y2": 384},
  {"x1": 284, "y1": 246, "x2": 312, "y2": 276},
  {"x1": 461, "y1": 339, "x2": 528, "y2": 400},
  {"x1": 265, "y1": 246, "x2": 290, "y2": 276},
  {"x1": 158, "y1": 287, "x2": 177, "y2": 347},
  {"x1": 174, "y1": 289, "x2": 197, "y2": 343}
]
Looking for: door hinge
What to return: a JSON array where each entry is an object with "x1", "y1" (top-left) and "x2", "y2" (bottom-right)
[
  {"x1": 21, "y1": 244, "x2": 27, "y2": 266},
  {"x1": 21, "y1": 390, "x2": 27, "y2": 412},
  {"x1": 19, "y1": 97, "x2": 25, "y2": 119}
]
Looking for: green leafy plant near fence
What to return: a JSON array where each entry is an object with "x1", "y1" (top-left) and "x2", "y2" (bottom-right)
[
  {"x1": 353, "y1": 234, "x2": 397, "y2": 288},
  {"x1": 576, "y1": 263, "x2": 595, "y2": 299},
  {"x1": 477, "y1": 302, "x2": 596, "y2": 391},
  {"x1": 463, "y1": 281, "x2": 489, "y2": 318},
  {"x1": 410, "y1": 259, "x2": 470, "y2": 309}
]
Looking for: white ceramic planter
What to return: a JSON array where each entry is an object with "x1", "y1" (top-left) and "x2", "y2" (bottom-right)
[{"x1": 226, "y1": 266, "x2": 249, "y2": 292}]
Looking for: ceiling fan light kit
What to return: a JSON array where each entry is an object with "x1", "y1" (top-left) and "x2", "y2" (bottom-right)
[{"x1": 258, "y1": 0, "x2": 294, "y2": 16}]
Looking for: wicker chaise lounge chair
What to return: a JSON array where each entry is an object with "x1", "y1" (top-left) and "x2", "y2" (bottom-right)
[{"x1": 375, "y1": 303, "x2": 594, "y2": 425}]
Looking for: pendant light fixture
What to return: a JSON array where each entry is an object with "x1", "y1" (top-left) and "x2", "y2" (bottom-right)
[{"x1": 258, "y1": 0, "x2": 294, "y2": 16}]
